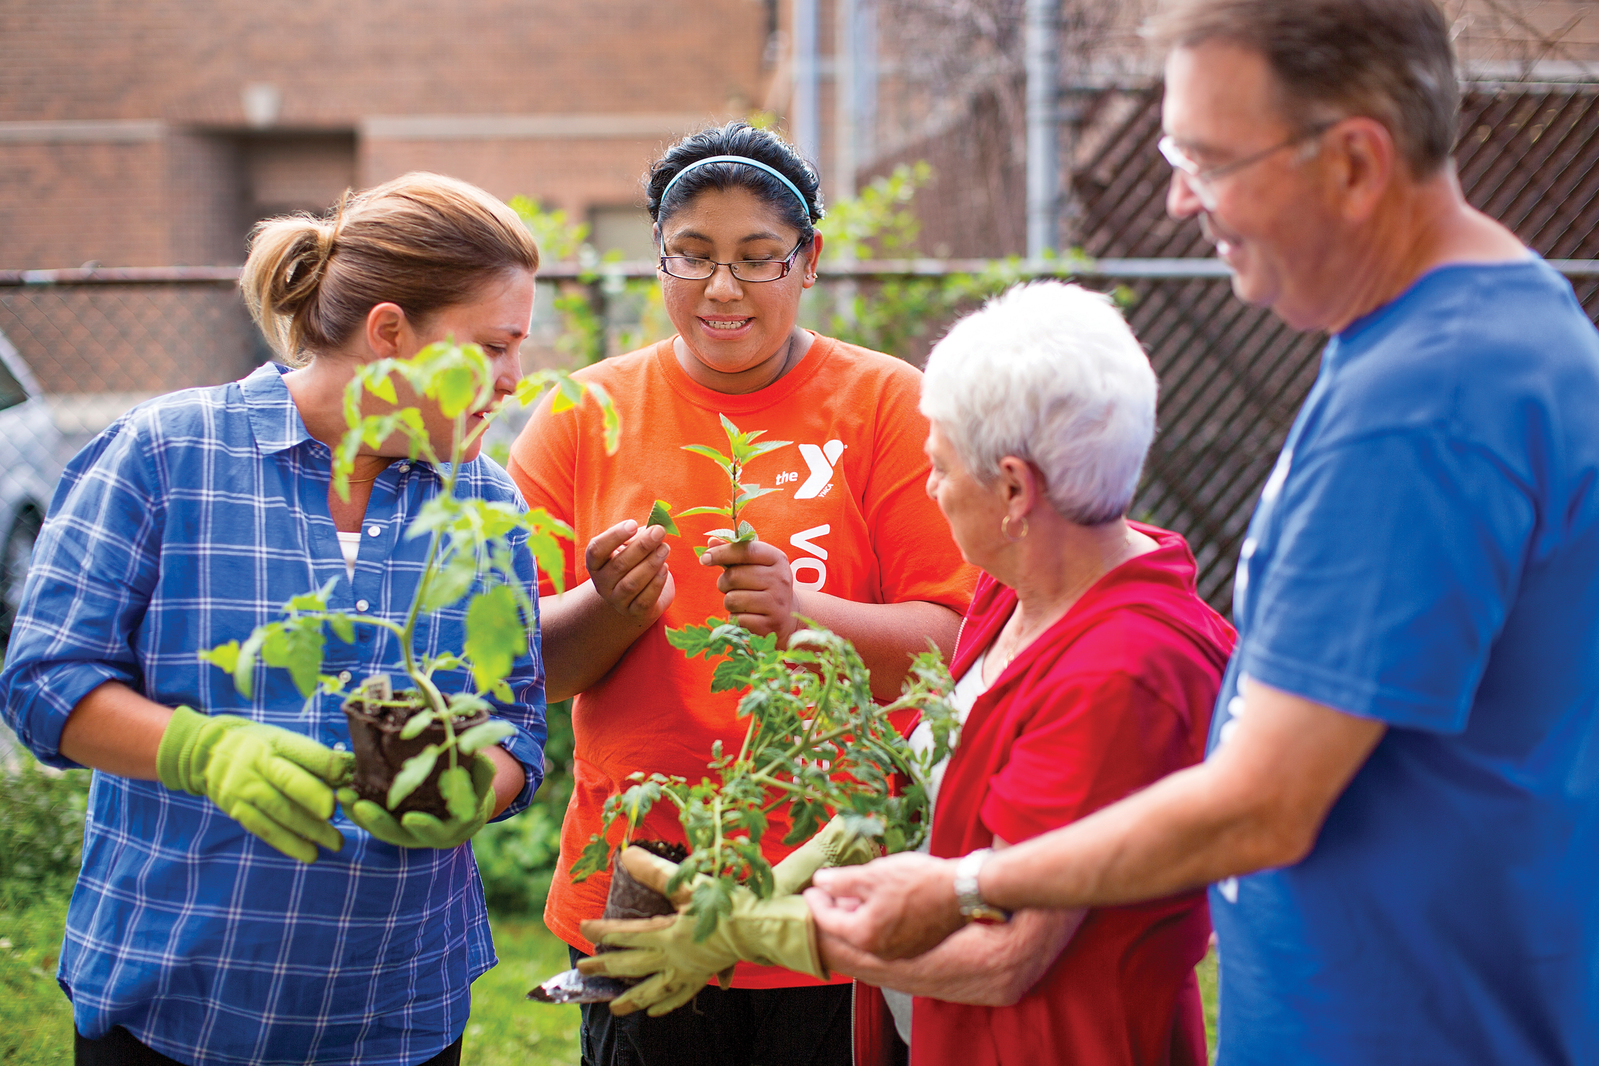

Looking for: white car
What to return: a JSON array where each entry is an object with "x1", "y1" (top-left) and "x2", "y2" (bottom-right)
[{"x1": 0, "y1": 327, "x2": 64, "y2": 652}]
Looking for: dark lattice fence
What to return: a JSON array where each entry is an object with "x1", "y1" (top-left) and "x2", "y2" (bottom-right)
[{"x1": 1072, "y1": 83, "x2": 1599, "y2": 611}]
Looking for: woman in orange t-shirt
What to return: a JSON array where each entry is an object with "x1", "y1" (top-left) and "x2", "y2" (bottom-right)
[{"x1": 507, "y1": 121, "x2": 975, "y2": 1065}]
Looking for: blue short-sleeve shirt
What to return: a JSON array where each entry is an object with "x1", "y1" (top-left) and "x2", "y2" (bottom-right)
[
  {"x1": 0, "y1": 363, "x2": 547, "y2": 1066},
  {"x1": 1208, "y1": 261, "x2": 1599, "y2": 1065}
]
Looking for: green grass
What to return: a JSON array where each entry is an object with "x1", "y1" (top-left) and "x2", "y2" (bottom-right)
[
  {"x1": 0, "y1": 892, "x2": 1216, "y2": 1066},
  {"x1": 1199, "y1": 943, "x2": 1219, "y2": 1062},
  {"x1": 0, "y1": 893, "x2": 74, "y2": 1064},
  {"x1": 466, "y1": 917, "x2": 582, "y2": 1065},
  {"x1": 0, "y1": 894, "x2": 584, "y2": 1066}
]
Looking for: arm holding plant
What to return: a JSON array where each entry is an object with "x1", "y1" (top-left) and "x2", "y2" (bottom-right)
[
  {"x1": 701, "y1": 537, "x2": 961, "y2": 700},
  {"x1": 538, "y1": 518, "x2": 676, "y2": 702}
]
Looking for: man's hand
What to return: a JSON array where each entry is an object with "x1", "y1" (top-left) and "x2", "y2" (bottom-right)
[
  {"x1": 807, "y1": 852, "x2": 965, "y2": 960},
  {"x1": 337, "y1": 752, "x2": 496, "y2": 849},
  {"x1": 156, "y1": 706, "x2": 353, "y2": 863},
  {"x1": 698, "y1": 538, "x2": 797, "y2": 644},
  {"x1": 586, "y1": 519, "x2": 675, "y2": 624}
]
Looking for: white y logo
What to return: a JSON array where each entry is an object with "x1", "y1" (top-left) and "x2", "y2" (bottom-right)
[{"x1": 795, "y1": 440, "x2": 845, "y2": 499}]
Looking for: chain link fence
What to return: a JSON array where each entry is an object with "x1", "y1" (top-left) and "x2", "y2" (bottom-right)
[{"x1": 3, "y1": 85, "x2": 1599, "y2": 630}]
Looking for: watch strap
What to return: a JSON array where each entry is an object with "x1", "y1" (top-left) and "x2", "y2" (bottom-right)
[{"x1": 952, "y1": 847, "x2": 1011, "y2": 923}]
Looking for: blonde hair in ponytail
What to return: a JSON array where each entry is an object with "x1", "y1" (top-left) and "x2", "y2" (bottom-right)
[{"x1": 240, "y1": 173, "x2": 539, "y2": 364}]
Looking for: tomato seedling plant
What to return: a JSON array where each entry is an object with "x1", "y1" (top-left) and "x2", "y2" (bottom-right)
[{"x1": 199, "y1": 340, "x2": 617, "y2": 815}]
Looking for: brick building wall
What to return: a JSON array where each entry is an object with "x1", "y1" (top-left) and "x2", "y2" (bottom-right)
[{"x1": 0, "y1": 0, "x2": 777, "y2": 269}]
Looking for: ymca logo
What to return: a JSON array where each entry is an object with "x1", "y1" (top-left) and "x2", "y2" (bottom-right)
[{"x1": 777, "y1": 439, "x2": 845, "y2": 499}]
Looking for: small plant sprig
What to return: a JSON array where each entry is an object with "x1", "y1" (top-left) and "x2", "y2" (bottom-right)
[
  {"x1": 669, "y1": 415, "x2": 791, "y2": 554},
  {"x1": 569, "y1": 619, "x2": 959, "y2": 940},
  {"x1": 200, "y1": 339, "x2": 619, "y2": 812}
]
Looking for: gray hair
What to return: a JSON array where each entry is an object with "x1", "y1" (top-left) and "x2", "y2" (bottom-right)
[
  {"x1": 920, "y1": 281, "x2": 1157, "y2": 526},
  {"x1": 1146, "y1": 0, "x2": 1458, "y2": 178}
]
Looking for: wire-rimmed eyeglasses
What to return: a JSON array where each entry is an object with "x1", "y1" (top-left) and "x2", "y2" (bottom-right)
[
  {"x1": 1158, "y1": 121, "x2": 1338, "y2": 210},
  {"x1": 658, "y1": 237, "x2": 809, "y2": 283}
]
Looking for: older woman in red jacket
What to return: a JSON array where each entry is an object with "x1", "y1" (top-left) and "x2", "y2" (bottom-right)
[{"x1": 583, "y1": 281, "x2": 1234, "y2": 1066}]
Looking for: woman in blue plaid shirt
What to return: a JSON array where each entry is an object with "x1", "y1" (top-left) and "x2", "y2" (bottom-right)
[{"x1": 0, "y1": 173, "x2": 548, "y2": 1066}]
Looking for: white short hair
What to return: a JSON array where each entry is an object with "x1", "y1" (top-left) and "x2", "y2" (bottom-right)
[{"x1": 920, "y1": 281, "x2": 1157, "y2": 525}]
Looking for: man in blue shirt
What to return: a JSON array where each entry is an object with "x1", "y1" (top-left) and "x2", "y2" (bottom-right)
[{"x1": 804, "y1": 2, "x2": 1599, "y2": 1063}]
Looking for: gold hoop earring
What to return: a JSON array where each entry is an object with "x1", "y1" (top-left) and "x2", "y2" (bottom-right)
[{"x1": 1000, "y1": 515, "x2": 1029, "y2": 542}]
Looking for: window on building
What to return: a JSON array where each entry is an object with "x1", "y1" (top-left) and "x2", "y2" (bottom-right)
[{"x1": 589, "y1": 205, "x2": 656, "y2": 260}]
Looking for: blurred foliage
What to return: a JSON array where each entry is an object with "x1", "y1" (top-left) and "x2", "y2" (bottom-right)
[
  {"x1": 0, "y1": 758, "x2": 90, "y2": 906},
  {"x1": 809, "y1": 162, "x2": 1122, "y2": 359},
  {"x1": 510, "y1": 196, "x2": 671, "y2": 366}
]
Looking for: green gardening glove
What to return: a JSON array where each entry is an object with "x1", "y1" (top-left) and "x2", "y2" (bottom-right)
[
  {"x1": 577, "y1": 820, "x2": 876, "y2": 1017},
  {"x1": 771, "y1": 814, "x2": 883, "y2": 896},
  {"x1": 156, "y1": 705, "x2": 353, "y2": 863},
  {"x1": 336, "y1": 752, "x2": 496, "y2": 849}
]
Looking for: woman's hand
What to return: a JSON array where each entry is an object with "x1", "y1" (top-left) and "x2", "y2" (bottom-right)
[
  {"x1": 586, "y1": 519, "x2": 675, "y2": 625},
  {"x1": 699, "y1": 538, "x2": 798, "y2": 646}
]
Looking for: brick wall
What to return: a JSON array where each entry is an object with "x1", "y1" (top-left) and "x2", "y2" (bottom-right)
[{"x1": 0, "y1": 0, "x2": 773, "y2": 268}]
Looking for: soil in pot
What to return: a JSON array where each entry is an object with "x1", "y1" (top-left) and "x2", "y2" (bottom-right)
[
  {"x1": 601, "y1": 839, "x2": 689, "y2": 922},
  {"x1": 343, "y1": 684, "x2": 489, "y2": 820}
]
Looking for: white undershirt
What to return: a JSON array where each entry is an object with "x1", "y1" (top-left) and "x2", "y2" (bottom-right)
[
  {"x1": 883, "y1": 645, "x2": 996, "y2": 1046},
  {"x1": 335, "y1": 531, "x2": 362, "y2": 579}
]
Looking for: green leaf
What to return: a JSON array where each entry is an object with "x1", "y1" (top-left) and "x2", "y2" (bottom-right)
[
  {"x1": 704, "y1": 527, "x2": 738, "y2": 542},
  {"x1": 742, "y1": 439, "x2": 793, "y2": 462},
  {"x1": 465, "y1": 584, "x2": 524, "y2": 690},
  {"x1": 436, "y1": 365, "x2": 479, "y2": 419},
  {"x1": 388, "y1": 744, "x2": 440, "y2": 809},
  {"x1": 439, "y1": 765, "x2": 478, "y2": 820},
  {"x1": 619, "y1": 780, "x2": 663, "y2": 828},
  {"x1": 689, "y1": 878, "x2": 735, "y2": 942},
  {"x1": 587, "y1": 380, "x2": 621, "y2": 455},
  {"x1": 368, "y1": 372, "x2": 398, "y2": 405},
  {"x1": 199, "y1": 641, "x2": 240, "y2": 677},
  {"x1": 735, "y1": 521, "x2": 755, "y2": 540},
  {"x1": 647, "y1": 500, "x2": 680, "y2": 536},
  {"x1": 446, "y1": 691, "x2": 493, "y2": 717},
  {"x1": 734, "y1": 486, "x2": 779, "y2": 507},
  {"x1": 233, "y1": 630, "x2": 266, "y2": 698},
  {"x1": 458, "y1": 719, "x2": 517, "y2": 754},
  {"x1": 399, "y1": 710, "x2": 435, "y2": 740},
  {"x1": 327, "y1": 614, "x2": 355, "y2": 643},
  {"x1": 681, "y1": 444, "x2": 734, "y2": 474},
  {"x1": 260, "y1": 621, "x2": 326, "y2": 699},
  {"x1": 569, "y1": 833, "x2": 613, "y2": 882},
  {"x1": 675, "y1": 505, "x2": 732, "y2": 519},
  {"x1": 418, "y1": 548, "x2": 478, "y2": 614}
]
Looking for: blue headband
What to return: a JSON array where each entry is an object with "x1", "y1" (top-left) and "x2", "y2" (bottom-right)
[{"x1": 659, "y1": 155, "x2": 814, "y2": 220}]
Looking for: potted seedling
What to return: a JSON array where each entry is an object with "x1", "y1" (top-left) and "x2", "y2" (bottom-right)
[
  {"x1": 199, "y1": 339, "x2": 617, "y2": 820},
  {"x1": 530, "y1": 618, "x2": 958, "y2": 1005}
]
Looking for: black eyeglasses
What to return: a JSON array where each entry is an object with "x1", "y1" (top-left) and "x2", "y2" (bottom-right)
[{"x1": 659, "y1": 237, "x2": 809, "y2": 283}]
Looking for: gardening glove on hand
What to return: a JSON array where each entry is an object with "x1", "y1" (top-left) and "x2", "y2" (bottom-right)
[
  {"x1": 577, "y1": 845, "x2": 828, "y2": 1018},
  {"x1": 336, "y1": 752, "x2": 495, "y2": 849},
  {"x1": 156, "y1": 705, "x2": 353, "y2": 863},
  {"x1": 771, "y1": 814, "x2": 883, "y2": 896}
]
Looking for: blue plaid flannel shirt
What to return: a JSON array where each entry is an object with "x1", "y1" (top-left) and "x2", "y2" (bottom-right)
[{"x1": 0, "y1": 363, "x2": 547, "y2": 1065}]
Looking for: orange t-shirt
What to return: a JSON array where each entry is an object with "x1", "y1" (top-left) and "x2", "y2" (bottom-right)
[{"x1": 508, "y1": 334, "x2": 976, "y2": 988}]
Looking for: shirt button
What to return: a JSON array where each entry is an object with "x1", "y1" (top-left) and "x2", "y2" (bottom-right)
[
  {"x1": 338, "y1": 670, "x2": 353, "y2": 683},
  {"x1": 399, "y1": 463, "x2": 411, "y2": 473},
  {"x1": 333, "y1": 742, "x2": 347, "y2": 752},
  {"x1": 356, "y1": 599, "x2": 370, "y2": 612},
  {"x1": 367, "y1": 525, "x2": 381, "y2": 537}
]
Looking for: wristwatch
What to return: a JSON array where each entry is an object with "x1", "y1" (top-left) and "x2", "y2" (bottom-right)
[{"x1": 952, "y1": 847, "x2": 1011, "y2": 924}]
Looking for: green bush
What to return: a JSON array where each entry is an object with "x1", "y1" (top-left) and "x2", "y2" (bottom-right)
[
  {"x1": 473, "y1": 699, "x2": 573, "y2": 916},
  {"x1": 0, "y1": 757, "x2": 91, "y2": 906}
]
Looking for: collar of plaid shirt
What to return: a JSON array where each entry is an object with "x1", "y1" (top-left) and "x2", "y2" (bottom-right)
[{"x1": 0, "y1": 362, "x2": 546, "y2": 1064}]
